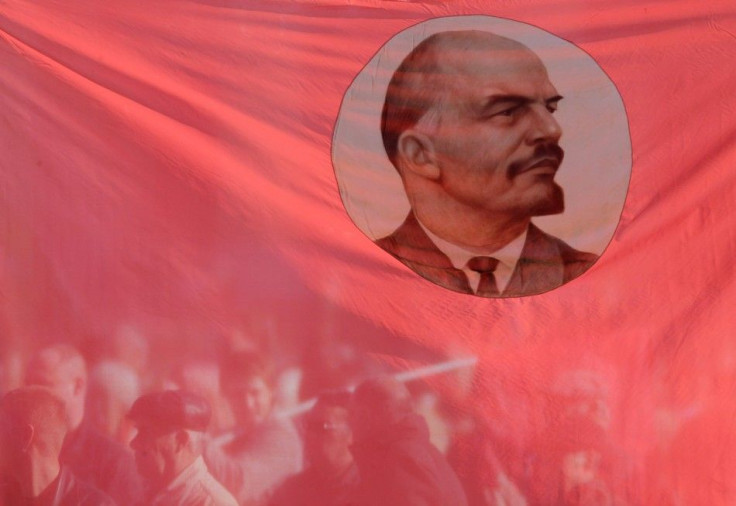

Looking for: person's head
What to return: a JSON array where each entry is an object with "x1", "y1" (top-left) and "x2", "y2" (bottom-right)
[
  {"x1": 171, "y1": 361, "x2": 221, "y2": 399},
  {"x1": 220, "y1": 351, "x2": 274, "y2": 429},
  {"x1": 0, "y1": 387, "x2": 69, "y2": 479},
  {"x1": 303, "y1": 391, "x2": 354, "y2": 474},
  {"x1": 24, "y1": 345, "x2": 87, "y2": 430},
  {"x1": 169, "y1": 360, "x2": 233, "y2": 434},
  {"x1": 128, "y1": 390, "x2": 210, "y2": 492},
  {"x1": 349, "y1": 376, "x2": 413, "y2": 443},
  {"x1": 382, "y1": 30, "x2": 564, "y2": 233},
  {"x1": 87, "y1": 361, "x2": 141, "y2": 442}
]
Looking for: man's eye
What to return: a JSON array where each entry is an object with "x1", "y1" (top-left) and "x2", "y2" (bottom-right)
[{"x1": 491, "y1": 105, "x2": 521, "y2": 118}]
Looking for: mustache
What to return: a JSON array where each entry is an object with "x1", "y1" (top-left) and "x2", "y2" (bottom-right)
[{"x1": 508, "y1": 144, "x2": 565, "y2": 177}]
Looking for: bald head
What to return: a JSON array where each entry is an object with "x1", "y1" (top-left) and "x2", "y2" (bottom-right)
[
  {"x1": 26, "y1": 345, "x2": 87, "y2": 383},
  {"x1": 379, "y1": 29, "x2": 565, "y2": 249},
  {"x1": 382, "y1": 30, "x2": 543, "y2": 171},
  {"x1": 0, "y1": 387, "x2": 69, "y2": 467},
  {"x1": 25, "y1": 345, "x2": 88, "y2": 430}
]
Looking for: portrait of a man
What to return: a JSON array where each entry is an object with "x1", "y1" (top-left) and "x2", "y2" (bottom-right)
[
  {"x1": 376, "y1": 30, "x2": 597, "y2": 298},
  {"x1": 332, "y1": 17, "x2": 630, "y2": 298}
]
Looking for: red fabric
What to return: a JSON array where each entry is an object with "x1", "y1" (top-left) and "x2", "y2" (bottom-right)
[{"x1": 2, "y1": 0, "x2": 736, "y2": 503}]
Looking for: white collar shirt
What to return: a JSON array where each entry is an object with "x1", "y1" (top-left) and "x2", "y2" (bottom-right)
[
  {"x1": 152, "y1": 455, "x2": 238, "y2": 506},
  {"x1": 418, "y1": 220, "x2": 528, "y2": 294}
]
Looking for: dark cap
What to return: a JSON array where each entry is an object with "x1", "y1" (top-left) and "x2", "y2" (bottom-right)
[
  {"x1": 353, "y1": 376, "x2": 411, "y2": 413},
  {"x1": 128, "y1": 390, "x2": 211, "y2": 432}
]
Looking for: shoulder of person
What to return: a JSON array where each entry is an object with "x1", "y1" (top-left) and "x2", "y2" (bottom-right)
[{"x1": 530, "y1": 224, "x2": 598, "y2": 265}]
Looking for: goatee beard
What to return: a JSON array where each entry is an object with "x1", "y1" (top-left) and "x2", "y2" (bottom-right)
[{"x1": 531, "y1": 183, "x2": 564, "y2": 216}]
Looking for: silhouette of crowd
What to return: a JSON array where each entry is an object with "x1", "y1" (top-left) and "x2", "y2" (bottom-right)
[{"x1": 0, "y1": 340, "x2": 619, "y2": 505}]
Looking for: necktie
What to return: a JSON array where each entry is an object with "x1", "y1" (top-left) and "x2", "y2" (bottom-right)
[{"x1": 467, "y1": 256, "x2": 500, "y2": 297}]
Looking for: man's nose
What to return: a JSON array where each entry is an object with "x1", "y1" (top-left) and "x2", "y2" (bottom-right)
[
  {"x1": 130, "y1": 430, "x2": 147, "y2": 452},
  {"x1": 526, "y1": 104, "x2": 562, "y2": 144}
]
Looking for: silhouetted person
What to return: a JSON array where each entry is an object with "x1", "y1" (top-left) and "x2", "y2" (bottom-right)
[
  {"x1": 204, "y1": 351, "x2": 302, "y2": 505},
  {"x1": 349, "y1": 376, "x2": 468, "y2": 506},
  {"x1": 25, "y1": 344, "x2": 143, "y2": 504},
  {"x1": 0, "y1": 386, "x2": 114, "y2": 505},
  {"x1": 552, "y1": 416, "x2": 617, "y2": 506},
  {"x1": 87, "y1": 360, "x2": 141, "y2": 445},
  {"x1": 528, "y1": 370, "x2": 625, "y2": 505},
  {"x1": 270, "y1": 391, "x2": 359, "y2": 506},
  {"x1": 128, "y1": 390, "x2": 238, "y2": 506},
  {"x1": 169, "y1": 360, "x2": 234, "y2": 436}
]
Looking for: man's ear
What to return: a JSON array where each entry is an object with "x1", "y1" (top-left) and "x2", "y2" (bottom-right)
[
  {"x1": 21, "y1": 424, "x2": 35, "y2": 452},
  {"x1": 174, "y1": 429, "x2": 190, "y2": 451},
  {"x1": 397, "y1": 130, "x2": 440, "y2": 181}
]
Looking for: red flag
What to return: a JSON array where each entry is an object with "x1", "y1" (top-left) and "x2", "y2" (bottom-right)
[{"x1": 2, "y1": 0, "x2": 736, "y2": 503}]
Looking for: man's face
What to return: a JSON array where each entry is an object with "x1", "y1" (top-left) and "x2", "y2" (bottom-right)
[
  {"x1": 417, "y1": 41, "x2": 565, "y2": 219},
  {"x1": 25, "y1": 356, "x2": 76, "y2": 410},
  {"x1": 225, "y1": 376, "x2": 273, "y2": 428},
  {"x1": 304, "y1": 406, "x2": 353, "y2": 472},
  {"x1": 129, "y1": 422, "x2": 177, "y2": 488}
]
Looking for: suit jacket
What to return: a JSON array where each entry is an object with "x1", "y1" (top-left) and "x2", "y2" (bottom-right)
[{"x1": 375, "y1": 213, "x2": 597, "y2": 298}]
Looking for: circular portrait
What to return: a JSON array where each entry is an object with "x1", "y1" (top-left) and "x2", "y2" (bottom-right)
[{"x1": 332, "y1": 16, "x2": 631, "y2": 298}]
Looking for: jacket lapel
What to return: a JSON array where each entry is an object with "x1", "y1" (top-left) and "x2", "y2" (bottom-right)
[
  {"x1": 377, "y1": 213, "x2": 472, "y2": 294},
  {"x1": 504, "y1": 223, "x2": 564, "y2": 297}
]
